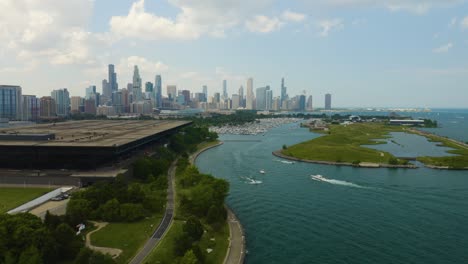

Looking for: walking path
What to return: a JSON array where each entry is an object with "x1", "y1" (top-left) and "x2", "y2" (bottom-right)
[
  {"x1": 191, "y1": 141, "x2": 246, "y2": 264},
  {"x1": 129, "y1": 160, "x2": 177, "y2": 264},
  {"x1": 86, "y1": 221, "x2": 122, "y2": 258}
]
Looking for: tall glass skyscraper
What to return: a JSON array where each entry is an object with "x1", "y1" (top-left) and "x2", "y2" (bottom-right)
[
  {"x1": 0, "y1": 85, "x2": 22, "y2": 120},
  {"x1": 108, "y1": 64, "x2": 118, "y2": 93},
  {"x1": 51, "y1": 88, "x2": 70, "y2": 116},
  {"x1": 325, "y1": 93, "x2": 332, "y2": 110},
  {"x1": 155, "y1": 75, "x2": 162, "y2": 108}
]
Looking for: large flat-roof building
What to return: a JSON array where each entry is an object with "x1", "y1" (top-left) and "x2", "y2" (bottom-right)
[{"x1": 0, "y1": 120, "x2": 191, "y2": 169}]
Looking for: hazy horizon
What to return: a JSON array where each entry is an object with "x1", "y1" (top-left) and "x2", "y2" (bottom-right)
[{"x1": 1, "y1": 0, "x2": 468, "y2": 108}]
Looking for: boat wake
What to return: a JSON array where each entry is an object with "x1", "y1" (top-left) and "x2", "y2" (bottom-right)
[
  {"x1": 311, "y1": 175, "x2": 367, "y2": 189},
  {"x1": 242, "y1": 176, "x2": 263, "y2": 185},
  {"x1": 275, "y1": 159, "x2": 295, "y2": 164}
]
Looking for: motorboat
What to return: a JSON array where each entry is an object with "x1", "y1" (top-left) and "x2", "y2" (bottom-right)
[
  {"x1": 311, "y1": 174, "x2": 325, "y2": 181},
  {"x1": 260, "y1": 170, "x2": 265, "y2": 174}
]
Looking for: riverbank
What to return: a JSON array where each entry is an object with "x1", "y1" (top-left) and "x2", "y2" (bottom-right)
[
  {"x1": 273, "y1": 150, "x2": 418, "y2": 169},
  {"x1": 192, "y1": 141, "x2": 246, "y2": 264}
]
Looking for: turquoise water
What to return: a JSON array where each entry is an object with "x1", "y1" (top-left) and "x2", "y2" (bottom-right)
[{"x1": 196, "y1": 112, "x2": 468, "y2": 264}]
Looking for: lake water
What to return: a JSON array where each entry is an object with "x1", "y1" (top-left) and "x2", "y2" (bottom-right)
[{"x1": 196, "y1": 109, "x2": 468, "y2": 264}]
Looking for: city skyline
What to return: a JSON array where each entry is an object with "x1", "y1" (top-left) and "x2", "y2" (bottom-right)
[{"x1": 1, "y1": 0, "x2": 468, "y2": 107}]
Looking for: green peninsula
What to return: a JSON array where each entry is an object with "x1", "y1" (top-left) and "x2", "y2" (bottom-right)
[{"x1": 281, "y1": 123, "x2": 468, "y2": 169}]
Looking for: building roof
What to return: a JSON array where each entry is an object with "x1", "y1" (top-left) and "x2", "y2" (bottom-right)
[{"x1": 0, "y1": 120, "x2": 191, "y2": 147}]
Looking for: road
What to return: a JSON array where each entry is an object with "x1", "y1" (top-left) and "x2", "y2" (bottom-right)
[
  {"x1": 129, "y1": 161, "x2": 176, "y2": 264},
  {"x1": 225, "y1": 208, "x2": 246, "y2": 264}
]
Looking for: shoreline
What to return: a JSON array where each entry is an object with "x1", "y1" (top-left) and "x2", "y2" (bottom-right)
[
  {"x1": 272, "y1": 150, "x2": 418, "y2": 169},
  {"x1": 191, "y1": 141, "x2": 246, "y2": 264}
]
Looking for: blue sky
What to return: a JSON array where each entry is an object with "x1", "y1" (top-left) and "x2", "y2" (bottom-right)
[{"x1": 1, "y1": 0, "x2": 468, "y2": 108}]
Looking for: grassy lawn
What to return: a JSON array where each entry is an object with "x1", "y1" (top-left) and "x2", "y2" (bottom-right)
[
  {"x1": 91, "y1": 213, "x2": 163, "y2": 264},
  {"x1": 282, "y1": 123, "x2": 404, "y2": 164},
  {"x1": 0, "y1": 187, "x2": 52, "y2": 213},
  {"x1": 143, "y1": 220, "x2": 184, "y2": 264},
  {"x1": 144, "y1": 220, "x2": 229, "y2": 264},
  {"x1": 416, "y1": 134, "x2": 468, "y2": 169}
]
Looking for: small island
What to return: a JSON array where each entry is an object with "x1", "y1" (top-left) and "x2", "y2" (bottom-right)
[{"x1": 277, "y1": 121, "x2": 468, "y2": 170}]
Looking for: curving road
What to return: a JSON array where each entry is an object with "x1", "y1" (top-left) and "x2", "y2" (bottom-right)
[{"x1": 129, "y1": 161, "x2": 176, "y2": 264}]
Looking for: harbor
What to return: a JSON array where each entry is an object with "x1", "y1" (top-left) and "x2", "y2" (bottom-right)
[{"x1": 209, "y1": 118, "x2": 302, "y2": 135}]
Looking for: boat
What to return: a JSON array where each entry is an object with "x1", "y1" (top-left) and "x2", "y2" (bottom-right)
[
  {"x1": 259, "y1": 169, "x2": 265, "y2": 174},
  {"x1": 311, "y1": 174, "x2": 325, "y2": 181}
]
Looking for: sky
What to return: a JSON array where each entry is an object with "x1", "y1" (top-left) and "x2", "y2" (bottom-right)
[{"x1": 0, "y1": 0, "x2": 468, "y2": 108}]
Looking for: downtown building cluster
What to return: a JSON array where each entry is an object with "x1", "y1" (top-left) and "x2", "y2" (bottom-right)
[{"x1": 0, "y1": 65, "x2": 333, "y2": 121}]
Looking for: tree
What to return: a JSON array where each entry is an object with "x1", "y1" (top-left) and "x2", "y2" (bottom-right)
[
  {"x1": 183, "y1": 216, "x2": 204, "y2": 241},
  {"x1": 174, "y1": 232, "x2": 193, "y2": 256},
  {"x1": 98, "y1": 199, "x2": 121, "y2": 222},
  {"x1": 180, "y1": 250, "x2": 199, "y2": 264},
  {"x1": 119, "y1": 203, "x2": 146, "y2": 222},
  {"x1": 66, "y1": 199, "x2": 92, "y2": 224},
  {"x1": 388, "y1": 157, "x2": 399, "y2": 165},
  {"x1": 18, "y1": 246, "x2": 42, "y2": 264}
]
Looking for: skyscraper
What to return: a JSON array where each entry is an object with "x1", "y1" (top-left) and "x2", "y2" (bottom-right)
[
  {"x1": 256, "y1": 86, "x2": 270, "y2": 110},
  {"x1": 167, "y1": 85, "x2": 177, "y2": 101},
  {"x1": 39, "y1": 96, "x2": 56, "y2": 119},
  {"x1": 222, "y1": 80, "x2": 227, "y2": 100},
  {"x1": 51, "y1": 88, "x2": 70, "y2": 116},
  {"x1": 21, "y1": 95, "x2": 39, "y2": 121},
  {"x1": 266, "y1": 90, "x2": 273, "y2": 110},
  {"x1": 202, "y1": 85, "x2": 208, "y2": 102},
  {"x1": 132, "y1": 65, "x2": 142, "y2": 102},
  {"x1": 238, "y1": 86, "x2": 244, "y2": 107},
  {"x1": 155, "y1": 75, "x2": 162, "y2": 108},
  {"x1": 299, "y1": 95, "x2": 306, "y2": 111},
  {"x1": 85, "y1": 85, "x2": 96, "y2": 99},
  {"x1": 246, "y1": 78, "x2": 254, "y2": 109},
  {"x1": 0, "y1": 85, "x2": 22, "y2": 120},
  {"x1": 281, "y1": 78, "x2": 288, "y2": 105},
  {"x1": 145, "y1": 82, "x2": 153, "y2": 93},
  {"x1": 108, "y1": 64, "x2": 118, "y2": 93},
  {"x1": 307, "y1": 95, "x2": 313, "y2": 111},
  {"x1": 102, "y1": 79, "x2": 111, "y2": 99},
  {"x1": 325, "y1": 93, "x2": 332, "y2": 110}
]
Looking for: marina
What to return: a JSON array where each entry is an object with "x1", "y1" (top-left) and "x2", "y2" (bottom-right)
[{"x1": 209, "y1": 118, "x2": 302, "y2": 135}]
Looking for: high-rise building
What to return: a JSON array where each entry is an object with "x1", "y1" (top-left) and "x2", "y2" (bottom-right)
[
  {"x1": 70, "y1": 96, "x2": 82, "y2": 114},
  {"x1": 266, "y1": 90, "x2": 273, "y2": 110},
  {"x1": 325, "y1": 93, "x2": 332, "y2": 110},
  {"x1": 246, "y1": 78, "x2": 254, "y2": 109},
  {"x1": 299, "y1": 95, "x2": 306, "y2": 111},
  {"x1": 307, "y1": 95, "x2": 313, "y2": 111},
  {"x1": 213, "y1": 92, "x2": 221, "y2": 104},
  {"x1": 85, "y1": 85, "x2": 96, "y2": 99},
  {"x1": 155, "y1": 75, "x2": 162, "y2": 108},
  {"x1": 281, "y1": 78, "x2": 288, "y2": 105},
  {"x1": 102, "y1": 79, "x2": 111, "y2": 99},
  {"x1": 108, "y1": 64, "x2": 118, "y2": 94},
  {"x1": 232, "y1": 94, "x2": 240, "y2": 109},
  {"x1": 181, "y1": 90, "x2": 191, "y2": 105},
  {"x1": 51, "y1": 88, "x2": 70, "y2": 116},
  {"x1": 84, "y1": 98, "x2": 96, "y2": 115},
  {"x1": 238, "y1": 86, "x2": 244, "y2": 107},
  {"x1": 21, "y1": 95, "x2": 39, "y2": 121},
  {"x1": 39, "y1": 96, "x2": 56, "y2": 119},
  {"x1": 272, "y1": 97, "x2": 281, "y2": 111},
  {"x1": 145, "y1": 82, "x2": 154, "y2": 93},
  {"x1": 256, "y1": 86, "x2": 270, "y2": 110},
  {"x1": 0, "y1": 85, "x2": 22, "y2": 120},
  {"x1": 202, "y1": 85, "x2": 208, "y2": 102},
  {"x1": 121, "y1": 88, "x2": 130, "y2": 113},
  {"x1": 167, "y1": 85, "x2": 177, "y2": 101},
  {"x1": 132, "y1": 65, "x2": 142, "y2": 102},
  {"x1": 222, "y1": 80, "x2": 227, "y2": 100}
]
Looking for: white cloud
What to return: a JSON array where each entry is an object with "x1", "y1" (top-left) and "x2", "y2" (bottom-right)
[
  {"x1": 461, "y1": 16, "x2": 468, "y2": 29},
  {"x1": 432, "y1": 42, "x2": 453, "y2": 53},
  {"x1": 301, "y1": 0, "x2": 464, "y2": 14},
  {"x1": 110, "y1": 0, "x2": 277, "y2": 40},
  {"x1": 318, "y1": 19, "x2": 344, "y2": 37},
  {"x1": 281, "y1": 10, "x2": 306, "y2": 22},
  {"x1": 245, "y1": 15, "x2": 284, "y2": 33}
]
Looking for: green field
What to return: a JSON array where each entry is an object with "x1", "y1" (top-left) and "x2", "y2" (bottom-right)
[
  {"x1": 283, "y1": 123, "x2": 405, "y2": 164},
  {"x1": 144, "y1": 220, "x2": 229, "y2": 264},
  {"x1": 90, "y1": 213, "x2": 163, "y2": 264},
  {"x1": 416, "y1": 134, "x2": 468, "y2": 169},
  {"x1": 0, "y1": 187, "x2": 52, "y2": 213}
]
